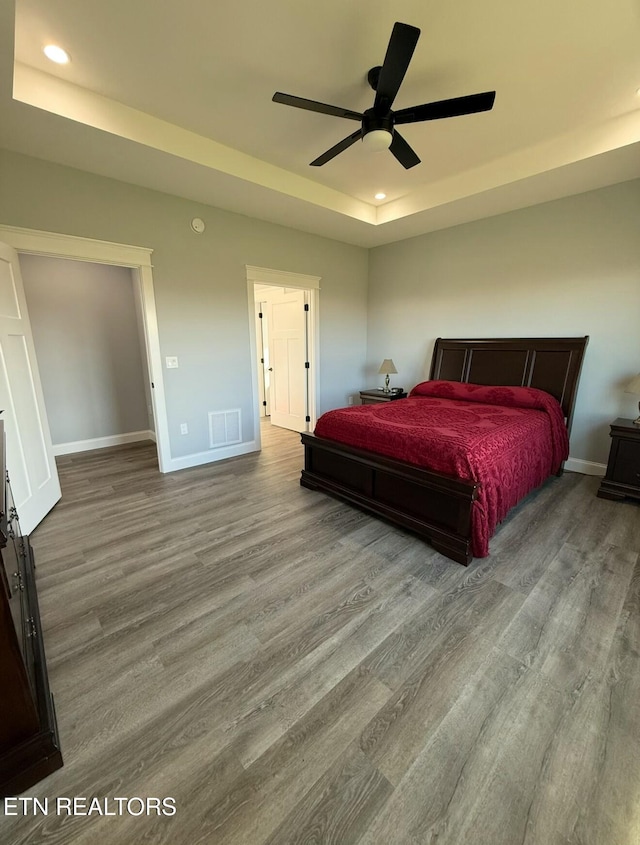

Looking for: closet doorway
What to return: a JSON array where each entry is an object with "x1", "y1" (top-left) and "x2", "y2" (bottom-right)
[
  {"x1": 20, "y1": 254, "x2": 156, "y2": 461},
  {"x1": 246, "y1": 266, "x2": 320, "y2": 449},
  {"x1": 0, "y1": 226, "x2": 170, "y2": 490}
]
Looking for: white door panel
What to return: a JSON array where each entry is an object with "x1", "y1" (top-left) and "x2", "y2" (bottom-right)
[
  {"x1": 268, "y1": 289, "x2": 307, "y2": 432},
  {"x1": 0, "y1": 242, "x2": 60, "y2": 533}
]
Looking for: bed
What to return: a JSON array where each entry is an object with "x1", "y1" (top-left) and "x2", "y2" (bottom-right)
[{"x1": 300, "y1": 337, "x2": 588, "y2": 565}]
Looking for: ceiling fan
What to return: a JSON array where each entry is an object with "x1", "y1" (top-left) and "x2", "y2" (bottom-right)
[{"x1": 272, "y1": 21, "x2": 496, "y2": 169}]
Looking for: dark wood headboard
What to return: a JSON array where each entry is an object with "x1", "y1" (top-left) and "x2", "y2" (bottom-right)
[{"x1": 429, "y1": 337, "x2": 589, "y2": 434}]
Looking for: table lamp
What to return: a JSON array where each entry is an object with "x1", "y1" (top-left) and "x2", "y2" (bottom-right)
[
  {"x1": 378, "y1": 358, "x2": 398, "y2": 393},
  {"x1": 624, "y1": 373, "x2": 640, "y2": 425}
]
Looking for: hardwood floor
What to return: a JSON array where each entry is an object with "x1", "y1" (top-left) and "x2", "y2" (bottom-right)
[{"x1": 2, "y1": 420, "x2": 640, "y2": 844}]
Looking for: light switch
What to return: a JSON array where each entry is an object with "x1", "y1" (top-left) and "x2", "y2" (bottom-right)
[{"x1": 166, "y1": 356, "x2": 179, "y2": 369}]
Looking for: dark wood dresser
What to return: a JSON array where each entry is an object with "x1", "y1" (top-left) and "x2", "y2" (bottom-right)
[
  {"x1": 0, "y1": 421, "x2": 62, "y2": 796},
  {"x1": 597, "y1": 418, "x2": 640, "y2": 502}
]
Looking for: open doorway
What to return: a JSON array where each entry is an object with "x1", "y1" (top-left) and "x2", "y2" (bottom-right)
[
  {"x1": 20, "y1": 254, "x2": 156, "y2": 461},
  {"x1": 254, "y1": 285, "x2": 309, "y2": 432},
  {"x1": 0, "y1": 225, "x2": 170, "y2": 475},
  {"x1": 246, "y1": 265, "x2": 320, "y2": 450}
]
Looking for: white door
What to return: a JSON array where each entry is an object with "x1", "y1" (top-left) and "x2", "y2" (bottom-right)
[
  {"x1": 0, "y1": 242, "x2": 61, "y2": 533},
  {"x1": 267, "y1": 288, "x2": 308, "y2": 432}
]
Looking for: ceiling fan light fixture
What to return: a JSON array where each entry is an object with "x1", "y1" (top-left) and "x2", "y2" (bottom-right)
[{"x1": 362, "y1": 129, "x2": 393, "y2": 152}]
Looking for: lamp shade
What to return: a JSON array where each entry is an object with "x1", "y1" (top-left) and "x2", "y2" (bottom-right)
[
  {"x1": 625, "y1": 373, "x2": 640, "y2": 394},
  {"x1": 378, "y1": 359, "x2": 398, "y2": 375}
]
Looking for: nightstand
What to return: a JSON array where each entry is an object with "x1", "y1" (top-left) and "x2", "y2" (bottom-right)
[
  {"x1": 359, "y1": 389, "x2": 408, "y2": 405},
  {"x1": 597, "y1": 418, "x2": 640, "y2": 501}
]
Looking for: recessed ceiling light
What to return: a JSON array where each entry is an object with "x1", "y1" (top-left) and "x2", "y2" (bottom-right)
[
  {"x1": 374, "y1": 192, "x2": 386, "y2": 200},
  {"x1": 43, "y1": 45, "x2": 70, "y2": 64}
]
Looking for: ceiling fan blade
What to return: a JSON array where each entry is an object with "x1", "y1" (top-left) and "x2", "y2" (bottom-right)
[
  {"x1": 394, "y1": 91, "x2": 496, "y2": 124},
  {"x1": 389, "y1": 131, "x2": 420, "y2": 169},
  {"x1": 273, "y1": 92, "x2": 362, "y2": 121},
  {"x1": 374, "y1": 22, "x2": 420, "y2": 113},
  {"x1": 310, "y1": 129, "x2": 363, "y2": 166}
]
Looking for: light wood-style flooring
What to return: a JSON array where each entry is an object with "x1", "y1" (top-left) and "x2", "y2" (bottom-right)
[{"x1": 3, "y1": 421, "x2": 640, "y2": 844}]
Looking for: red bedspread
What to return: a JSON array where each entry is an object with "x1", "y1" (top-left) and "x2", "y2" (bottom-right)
[{"x1": 313, "y1": 381, "x2": 569, "y2": 557}]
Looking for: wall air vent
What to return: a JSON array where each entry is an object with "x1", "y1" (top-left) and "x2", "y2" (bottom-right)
[{"x1": 208, "y1": 409, "x2": 242, "y2": 448}]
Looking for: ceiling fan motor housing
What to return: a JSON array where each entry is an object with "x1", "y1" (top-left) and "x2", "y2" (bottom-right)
[{"x1": 362, "y1": 110, "x2": 394, "y2": 136}]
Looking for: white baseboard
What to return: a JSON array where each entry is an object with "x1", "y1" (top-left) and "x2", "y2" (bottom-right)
[
  {"x1": 53, "y1": 430, "x2": 156, "y2": 456},
  {"x1": 565, "y1": 457, "x2": 606, "y2": 477},
  {"x1": 167, "y1": 440, "x2": 258, "y2": 472}
]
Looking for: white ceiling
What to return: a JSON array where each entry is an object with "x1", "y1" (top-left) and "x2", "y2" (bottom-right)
[{"x1": 1, "y1": 0, "x2": 640, "y2": 246}]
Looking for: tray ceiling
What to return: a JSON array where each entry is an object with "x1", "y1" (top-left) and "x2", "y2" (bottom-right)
[{"x1": 2, "y1": 0, "x2": 640, "y2": 246}]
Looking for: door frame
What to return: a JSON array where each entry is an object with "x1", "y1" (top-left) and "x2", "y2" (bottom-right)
[
  {"x1": 254, "y1": 299, "x2": 268, "y2": 417},
  {"x1": 246, "y1": 265, "x2": 320, "y2": 450},
  {"x1": 0, "y1": 225, "x2": 171, "y2": 472}
]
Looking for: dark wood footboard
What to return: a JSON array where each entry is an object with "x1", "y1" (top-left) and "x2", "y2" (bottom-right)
[{"x1": 300, "y1": 432, "x2": 479, "y2": 565}]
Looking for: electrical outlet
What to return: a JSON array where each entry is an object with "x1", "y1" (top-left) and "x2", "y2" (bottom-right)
[
  {"x1": 348, "y1": 395, "x2": 354, "y2": 405},
  {"x1": 166, "y1": 356, "x2": 179, "y2": 369},
  {"x1": 180, "y1": 423, "x2": 188, "y2": 435}
]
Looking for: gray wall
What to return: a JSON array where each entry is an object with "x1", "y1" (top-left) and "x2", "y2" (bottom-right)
[
  {"x1": 0, "y1": 149, "x2": 369, "y2": 459},
  {"x1": 20, "y1": 255, "x2": 149, "y2": 445},
  {"x1": 367, "y1": 179, "x2": 640, "y2": 464},
  {"x1": 3, "y1": 148, "x2": 638, "y2": 467}
]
